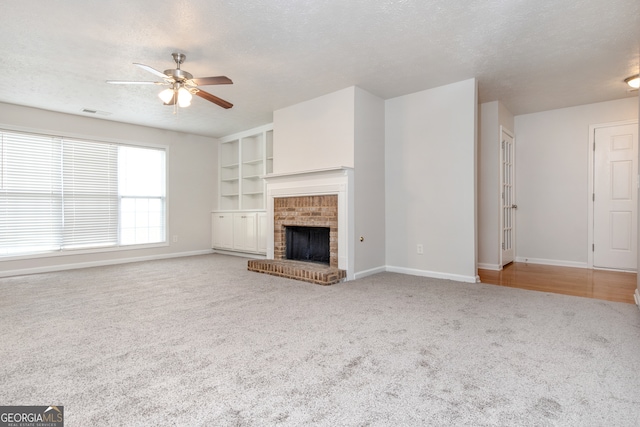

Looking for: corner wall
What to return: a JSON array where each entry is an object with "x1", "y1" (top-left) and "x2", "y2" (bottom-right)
[
  {"x1": 385, "y1": 79, "x2": 478, "y2": 282},
  {"x1": 0, "y1": 102, "x2": 217, "y2": 276},
  {"x1": 354, "y1": 87, "x2": 386, "y2": 277},
  {"x1": 514, "y1": 97, "x2": 638, "y2": 266}
]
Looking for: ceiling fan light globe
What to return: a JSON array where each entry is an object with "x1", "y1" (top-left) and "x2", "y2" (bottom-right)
[
  {"x1": 177, "y1": 87, "x2": 193, "y2": 107},
  {"x1": 625, "y1": 75, "x2": 640, "y2": 89},
  {"x1": 158, "y1": 88, "x2": 175, "y2": 104}
]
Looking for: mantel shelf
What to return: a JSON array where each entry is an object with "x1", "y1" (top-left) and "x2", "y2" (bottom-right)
[{"x1": 264, "y1": 166, "x2": 354, "y2": 181}]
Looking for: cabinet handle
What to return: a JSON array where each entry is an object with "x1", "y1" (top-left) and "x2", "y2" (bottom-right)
[{"x1": 219, "y1": 216, "x2": 224, "y2": 218}]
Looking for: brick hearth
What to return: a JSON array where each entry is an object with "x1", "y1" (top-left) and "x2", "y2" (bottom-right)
[{"x1": 247, "y1": 259, "x2": 346, "y2": 285}]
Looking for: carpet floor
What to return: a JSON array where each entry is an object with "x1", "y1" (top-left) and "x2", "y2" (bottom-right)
[{"x1": 1, "y1": 254, "x2": 639, "y2": 426}]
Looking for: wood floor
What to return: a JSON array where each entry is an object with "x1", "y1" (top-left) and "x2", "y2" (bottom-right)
[{"x1": 478, "y1": 262, "x2": 637, "y2": 304}]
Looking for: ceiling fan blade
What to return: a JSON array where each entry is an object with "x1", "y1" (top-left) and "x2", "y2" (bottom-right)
[
  {"x1": 106, "y1": 80, "x2": 165, "y2": 85},
  {"x1": 134, "y1": 63, "x2": 169, "y2": 79},
  {"x1": 191, "y1": 76, "x2": 233, "y2": 86},
  {"x1": 195, "y1": 89, "x2": 233, "y2": 109}
]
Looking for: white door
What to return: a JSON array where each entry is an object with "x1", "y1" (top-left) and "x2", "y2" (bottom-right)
[
  {"x1": 500, "y1": 128, "x2": 516, "y2": 266},
  {"x1": 593, "y1": 123, "x2": 638, "y2": 270}
]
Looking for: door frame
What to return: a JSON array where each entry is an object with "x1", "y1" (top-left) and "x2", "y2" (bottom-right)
[
  {"x1": 499, "y1": 126, "x2": 516, "y2": 268},
  {"x1": 587, "y1": 119, "x2": 638, "y2": 269}
]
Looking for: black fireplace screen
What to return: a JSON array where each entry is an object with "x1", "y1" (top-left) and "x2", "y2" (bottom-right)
[{"x1": 285, "y1": 226, "x2": 330, "y2": 264}]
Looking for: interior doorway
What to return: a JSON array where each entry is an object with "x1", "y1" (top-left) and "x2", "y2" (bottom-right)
[
  {"x1": 500, "y1": 127, "x2": 516, "y2": 267},
  {"x1": 590, "y1": 120, "x2": 638, "y2": 271}
]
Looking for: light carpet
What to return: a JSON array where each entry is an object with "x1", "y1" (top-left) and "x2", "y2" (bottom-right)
[{"x1": 1, "y1": 254, "x2": 639, "y2": 426}]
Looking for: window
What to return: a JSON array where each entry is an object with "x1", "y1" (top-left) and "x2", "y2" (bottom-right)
[{"x1": 0, "y1": 129, "x2": 166, "y2": 257}]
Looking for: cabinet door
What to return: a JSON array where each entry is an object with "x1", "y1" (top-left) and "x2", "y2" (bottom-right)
[
  {"x1": 233, "y1": 212, "x2": 258, "y2": 252},
  {"x1": 212, "y1": 213, "x2": 233, "y2": 249},
  {"x1": 257, "y1": 212, "x2": 268, "y2": 254}
]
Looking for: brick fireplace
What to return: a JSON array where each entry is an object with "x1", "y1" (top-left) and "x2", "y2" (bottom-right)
[
  {"x1": 248, "y1": 167, "x2": 354, "y2": 284},
  {"x1": 273, "y1": 195, "x2": 338, "y2": 267}
]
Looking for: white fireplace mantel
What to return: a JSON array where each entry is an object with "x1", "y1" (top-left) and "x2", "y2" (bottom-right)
[{"x1": 264, "y1": 167, "x2": 355, "y2": 280}]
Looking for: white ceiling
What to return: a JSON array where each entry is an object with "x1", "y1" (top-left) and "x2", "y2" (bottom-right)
[{"x1": 1, "y1": 0, "x2": 638, "y2": 138}]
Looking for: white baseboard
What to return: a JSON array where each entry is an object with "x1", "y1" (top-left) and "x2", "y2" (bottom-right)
[
  {"x1": 212, "y1": 249, "x2": 267, "y2": 260},
  {"x1": 514, "y1": 257, "x2": 589, "y2": 269},
  {"x1": 478, "y1": 263, "x2": 502, "y2": 271},
  {"x1": 386, "y1": 265, "x2": 479, "y2": 283},
  {"x1": 354, "y1": 266, "x2": 386, "y2": 280},
  {"x1": 0, "y1": 249, "x2": 215, "y2": 278}
]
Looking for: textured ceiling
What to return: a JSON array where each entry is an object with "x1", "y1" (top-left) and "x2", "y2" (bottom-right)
[{"x1": 0, "y1": 0, "x2": 638, "y2": 138}]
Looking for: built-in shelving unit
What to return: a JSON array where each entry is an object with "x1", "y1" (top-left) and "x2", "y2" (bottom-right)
[
  {"x1": 217, "y1": 124, "x2": 273, "y2": 211},
  {"x1": 214, "y1": 124, "x2": 273, "y2": 254},
  {"x1": 219, "y1": 138, "x2": 240, "y2": 210}
]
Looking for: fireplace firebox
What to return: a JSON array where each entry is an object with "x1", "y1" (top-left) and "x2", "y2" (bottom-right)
[{"x1": 285, "y1": 226, "x2": 330, "y2": 264}]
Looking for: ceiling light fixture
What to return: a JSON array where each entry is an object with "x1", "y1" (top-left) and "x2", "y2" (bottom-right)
[
  {"x1": 624, "y1": 74, "x2": 640, "y2": 89},
  {"x1": 158, "y1": 83, "x2": 194, "y2": 108},
  {"x1": 158, "y1": 87, "x2": 175, "y2": 104},
  {"x1": 177, "y1": 87, "x2": 192, "y2": 107}
]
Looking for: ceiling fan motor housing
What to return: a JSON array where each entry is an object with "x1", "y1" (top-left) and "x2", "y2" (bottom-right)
[
  {"x1": 164, "y1": 68, "x2": 193, "y2": 82},
  {"x1": 165, "y1": 53, "x2": 192, "y2": 81}
]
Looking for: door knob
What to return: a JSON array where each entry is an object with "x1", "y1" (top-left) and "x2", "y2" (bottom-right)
[{"x1": 511, "y1": 204, "x2": 518, "y2": 209}]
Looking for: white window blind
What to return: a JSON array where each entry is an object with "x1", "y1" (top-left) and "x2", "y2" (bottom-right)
[
  {"x1": 0, "y1": 132, "x2": 62, "y2": 256},
  {"x1": 62, "y1": 139, "x2": 118, "y2": 249},
  {"x1": 0, "y1": 129, "x2": 166, "y2": 257}
]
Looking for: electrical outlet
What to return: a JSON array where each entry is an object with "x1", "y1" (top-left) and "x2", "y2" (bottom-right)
[
  {"x1": 417, "y1": 244, "x2": 424, "y2": 254},
  {"x1": 172, "y1": 235, "x2": 178, "y2": 243}
]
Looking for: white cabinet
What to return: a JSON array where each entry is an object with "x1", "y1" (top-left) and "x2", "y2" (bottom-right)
[
  {"x1": 212, "y1": 211, "x2": 266, "y2": 255},
  {"x1": 211, "y1": 213, "x2": 233, "y2": 250},
  {"x1": 218, "y1": 124, "x2": 273, "y2": 211},
  {"x1": 233, "y1": 212, "x2": 258, "y2": 252}
]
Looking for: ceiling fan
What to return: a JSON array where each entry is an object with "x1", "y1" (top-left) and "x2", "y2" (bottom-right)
[{"x1": 107, "y1": 52, "x2": 233, "y2": 109}]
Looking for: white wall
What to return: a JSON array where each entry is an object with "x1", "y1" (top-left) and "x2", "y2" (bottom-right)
[
  {"x1": 385, "y1": 78, "x2": 478, "y2": 282},
  {"x1": 353, "y1": 87, "x2": 386, "y2": 277},
  {"x1": 0, "y1": 102, "x2": 217, "y2": 275},
  {"x1": 637, "y1": 93, "x2": 640, "y2": 303},
  {"x1": 514, "y1": 97, "x2": 638, "y2": 266},
  {"x1": 273, "y1": 87, "x2": 355, "y2": 174},
  {"x1": 478, "y1": 101, "x2": 514, "y2": 269}
]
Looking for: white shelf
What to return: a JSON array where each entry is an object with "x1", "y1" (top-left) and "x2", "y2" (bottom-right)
[
  {"x1": 218, "y1": 124, "x2": 273, "y2": 211},
  {"x1": 243, "y1": 159, "x2": 263, "y2": 166}
]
